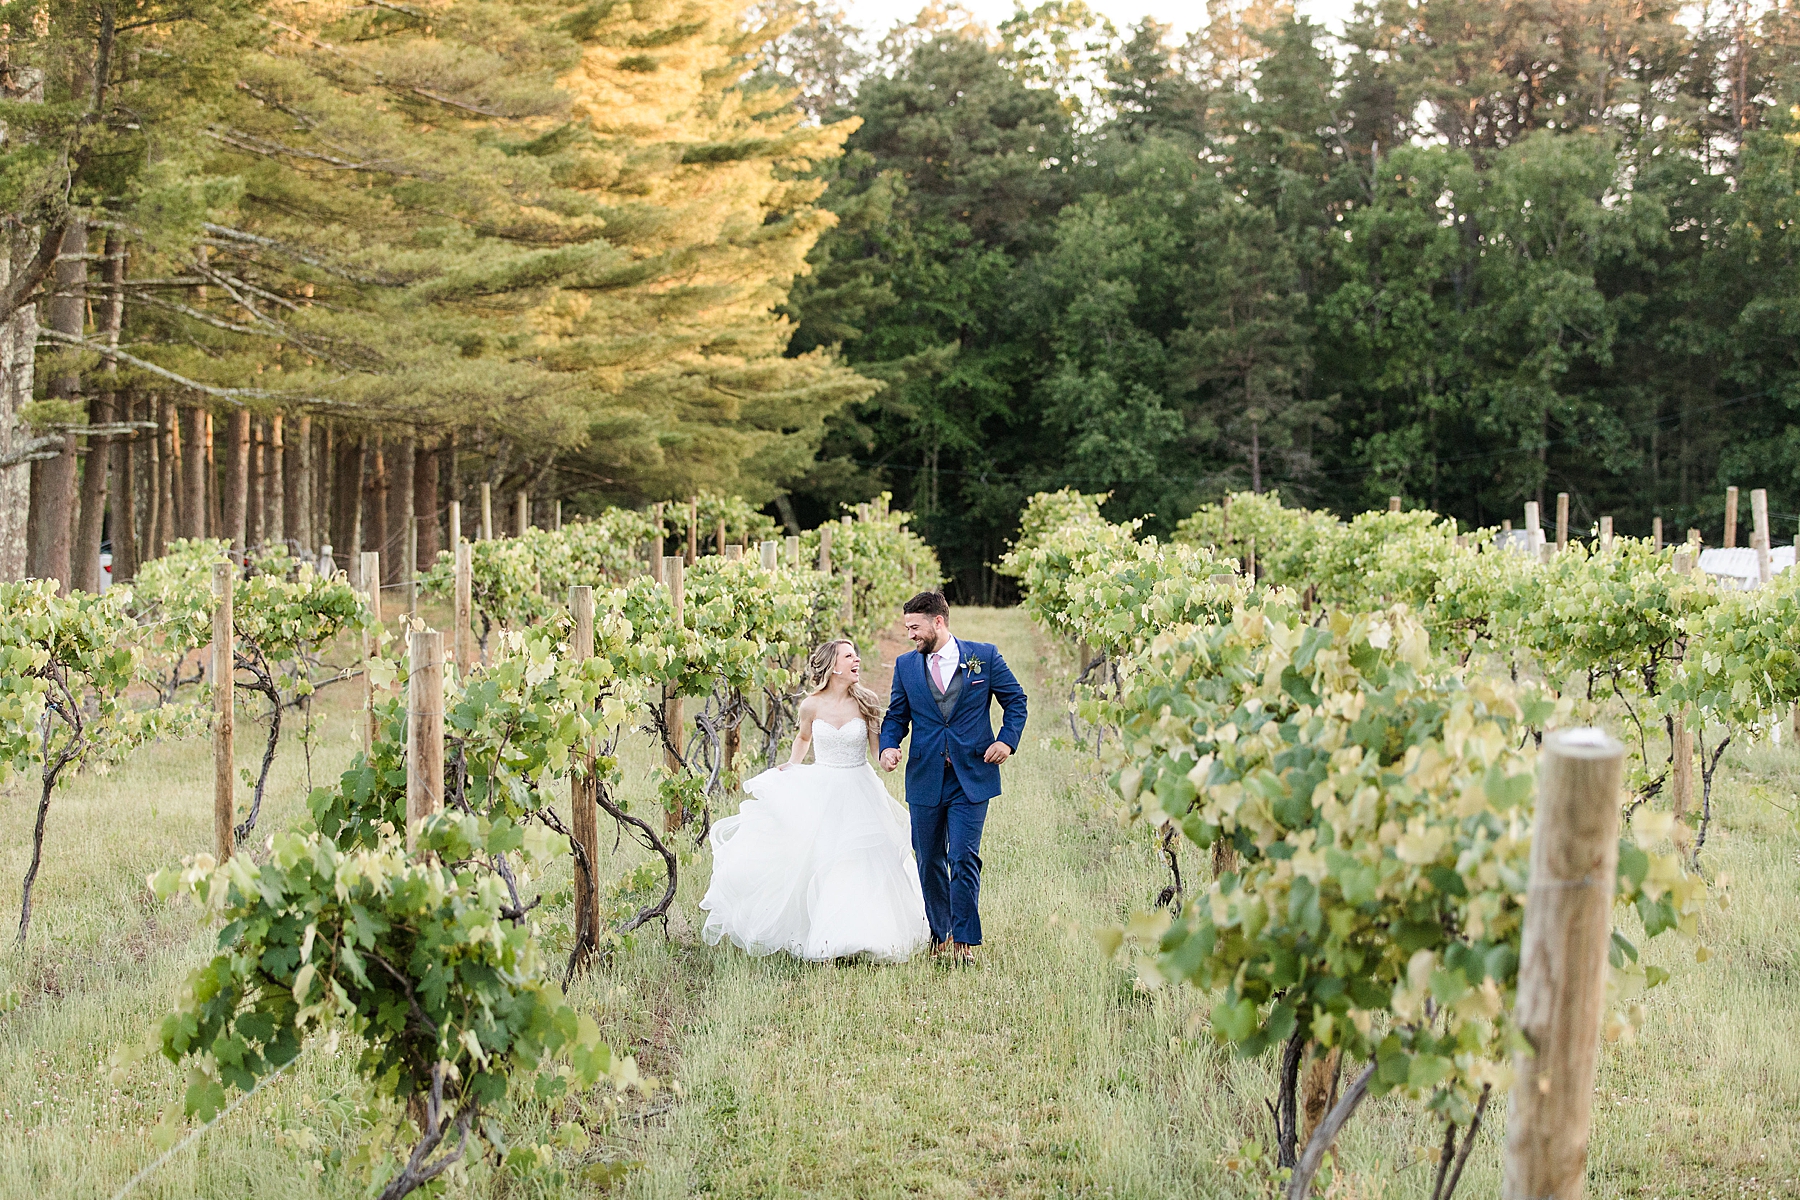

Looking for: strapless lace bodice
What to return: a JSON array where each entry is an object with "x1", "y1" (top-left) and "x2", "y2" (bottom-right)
[{"x1": 813, "y1": 717, "x2": 870, "y2": 768}]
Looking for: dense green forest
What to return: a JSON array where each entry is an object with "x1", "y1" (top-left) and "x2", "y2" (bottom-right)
[{"x1": 4, "y1": 0, "x2": 1800, "y2": 601}]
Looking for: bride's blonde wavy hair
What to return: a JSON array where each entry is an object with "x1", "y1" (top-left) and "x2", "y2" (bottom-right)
[{"x1": 805, "y1": 639, "x2": 884, "y2": 726}]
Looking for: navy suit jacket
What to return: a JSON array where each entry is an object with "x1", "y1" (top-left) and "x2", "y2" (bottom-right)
[{"x1": 880, "y1": 638, "x2": 1028, "y2": 807}]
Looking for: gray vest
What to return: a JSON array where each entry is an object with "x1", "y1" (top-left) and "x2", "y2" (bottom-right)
[{"x1": 926, "y1": 653, "x2": 965, "y2": 723}]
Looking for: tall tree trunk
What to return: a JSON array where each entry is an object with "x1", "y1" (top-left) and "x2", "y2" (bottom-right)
[
  {"x1": 112, "y1": 396, "x2": 138, "y2": 582},
  {"x1": 289, "y1": 413, "x2": 312, "y2": 554},
  {"x1": 205, "y1": 411, "x2": 221, "y2": 539},
  {"x1": 180, "y1": 407, "x2": 206, "y2": 540},
  {"x1": 157, "y1": 399, "x2": 176, "y2": 556},
  {"x1": 143, "y1": 396, "x2": 162, "y2": 561},
  {"x1": 28, "y1": 218, "x2": 87, "y2": 592},
  {"x1": 222, "y1": 409, "x2": 250, "y2": 553},
  {"x1": 246, "y1": 418, "x2": 264, "y2": 549},
  {"x1": 316, "y1": 421, "x2": 333, "y2": 556},
  {"x1": 71, "y1": 230, "x2": 125, "y2": 593},
  {"x1": 387, "y1": 438, "x2": 414, "y2": 587},
  {"x1": 265, "y1": 414, "x2": 284, "y2": 547},
  {"x1": 72, "y1": 392, "x2": 112, "y2": 592},
  {"x1": 366, "y1": 439, "x2": 389, "y2": 586},
  {"x1": 415, "y1": 439, "x2": 441, "y2": 568},
  {"x1": 0, "y1": 65, "x2": 48, "y2": 582},
  {"x1": 331, "y1": 433, "x2": 364, "y2": 576}
]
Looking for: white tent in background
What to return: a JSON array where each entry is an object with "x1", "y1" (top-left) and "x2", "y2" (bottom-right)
[{"x1": 1697, "y1": 546, "x2": 1796, "y2": 590}]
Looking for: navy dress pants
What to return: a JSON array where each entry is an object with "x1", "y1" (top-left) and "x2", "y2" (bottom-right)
[{"x1": 909, "y1": 761, "x2": 988, "y2": 945}]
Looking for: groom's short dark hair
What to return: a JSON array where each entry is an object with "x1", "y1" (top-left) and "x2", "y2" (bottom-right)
[{"x1": 903, "y1": 591, "x2": 950, "y2": 620}]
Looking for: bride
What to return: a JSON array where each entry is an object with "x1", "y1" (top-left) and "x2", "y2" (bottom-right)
[{"x1": 700, "y1": 640, "x2": 930, "y2": 963}]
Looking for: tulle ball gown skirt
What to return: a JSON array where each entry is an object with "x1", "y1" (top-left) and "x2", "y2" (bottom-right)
[{"x1": 700, "y1": 760, "x2": 931, "y2": 963}]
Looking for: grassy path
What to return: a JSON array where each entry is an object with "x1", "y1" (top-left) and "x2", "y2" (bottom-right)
[
  {"x1": 0, "y1": 607, "x2": 1796, "y2": 1197},
  {"x1": 616, "y1": 607, "x2": 1217, "y2": 1197}
]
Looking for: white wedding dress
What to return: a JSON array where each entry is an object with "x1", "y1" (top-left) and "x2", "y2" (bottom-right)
[{"x1": 700, "y1": 717, "x2": 930, "y2": 963}]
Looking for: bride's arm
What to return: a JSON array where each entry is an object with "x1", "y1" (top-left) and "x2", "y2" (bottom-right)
[{"x1": 781, "y1": 701, "x2": 814, "y2": 771}]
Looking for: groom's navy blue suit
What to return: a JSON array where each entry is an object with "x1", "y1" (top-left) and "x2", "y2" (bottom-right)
[{"x1": 880, "y1": 637, "x2": 1027, "y2": 946}]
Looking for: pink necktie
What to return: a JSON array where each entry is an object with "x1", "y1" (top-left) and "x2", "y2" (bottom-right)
[{"x1": 934, "y1": 654, "x2": 950, "y2": 693}]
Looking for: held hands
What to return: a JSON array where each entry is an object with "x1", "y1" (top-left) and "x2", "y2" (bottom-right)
[
  {"x1": 879, "y1": 748, "x2": 901, "y2": 772},
  {"x1": 983, "y1": 742, "x2": 1012, "y2": 765}
]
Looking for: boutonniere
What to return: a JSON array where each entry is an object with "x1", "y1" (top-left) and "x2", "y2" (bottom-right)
[{"x1": 963, "y1": 656, "x2": 985, "y2": 677}]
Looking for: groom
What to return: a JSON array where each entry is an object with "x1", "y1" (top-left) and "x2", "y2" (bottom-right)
[{"x1": 879, "y1": 592, "x2": 1028, "y2": 967}]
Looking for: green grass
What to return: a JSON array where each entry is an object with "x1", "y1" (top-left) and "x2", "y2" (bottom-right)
[{"x1": 1, "y1": 607, "x2": 1797, "y2": 1198}]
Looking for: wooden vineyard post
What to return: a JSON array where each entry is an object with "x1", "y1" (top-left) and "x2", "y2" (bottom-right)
[
  {"x1": 1752, "y1": 488, "x2": 1771, "y2": 585},
  {"x1": 725, "y1": 544, "x2": 743, "y2": 562},
  {"x1": 1388, "y1": 495, "x2": 1400, "y2": 513},
  {"x1": 760, "y1": 539, "x2": 779, "y2": 570},
  {"x1": 361, "y1": 551, "x2": 382, "y2": 752},
  {"x1": 405, "y1": 627, "x2": 444, "y2": 853},
  {"x1": 786, "y1": 534, "x2": 800, "y2": 568},
  {"x1": 1599, "y1": 516, "x2": 1613, "y2": 552},
  {"x1": 841, "y1": 571, "x2": 854, "y2": 627},
  {"x1": 685, "y1": 496, "x2": 698, "y2": 566},
  {"x1": 818, "y1": 525, "x2": 832, "y2": 573},
  {"x1": 516, "y1": 490, "x2": 530, "y2": 537},
  {"x1": 1653, "y1": 516, "x2": 1663, "y2": 552},
  {"x1": 651, "y1": 502, "x2": 665, "y2": 583},
  {"x1": 1524, "y1": 500, "x2": 1542, "y2": 552},
  {"x1": 1245, "y1": 535, "x2": 1256, "y2": 581},
  {"x1": 568, "y1": 586, "x2": 601, "y2": 969},
  {"x1": 553, "y1": 500, "x2": 562, "y2": 532},
  {"x1": 1724, "y1": 485, "x2": 1739, "y2": 548},
  {"x1": 715, "y1": 517, "x2": 726, "y2": 556},
  {"x1": 213, "y1": 561, "x2": 235, "y2": 861},
  {"x1": 1502, "y1": 728, "x2": 1623, "y2": 1200},
  {"x1": 663, "y1": 555, "x2": 686, "y2": 830},
  {"x1": 449, "y1": 500, "x2": 461, "y2": 550},
  {"x1": 480, "y1": 481, "x2": 493, "y2": 541},
  {"x1": 1556, "y1": 491, "x2": 1570, "y2": 553},
  {"x1": 454, "y1": 539, "x2": 473, "y2": 676}
]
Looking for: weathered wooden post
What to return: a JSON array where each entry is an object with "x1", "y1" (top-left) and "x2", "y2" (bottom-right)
[
  {"x1": 786, "y1": 534, "x2": 800, "y2": 568},
  {"x1": 685, "y1": 496, "x2": 698, "y2": 566},
  {"x1": 1724, "y1": 485, "x2": 1739, "y2": 549},
  {"x1": 760, "y1": 539, "x2": 779, "y2": 570},
  {"x1": 1556, "y1": 492, "x2": 1570, "y2": 553},
  {"x1": 406, "y1": 627, "x2": 444, "y2": 853},
  {"x1": 1752, "y1": 487, "x2": 1771, "y2": 584},
  {"x1": 453, "y1": 539, "x2": 473, "y2": 676},
  {"x1": 1502, "y1": 728, "x2": 1623, "y2": 1200},
  {"x1": 516, "y1": 490, "x2": 530, "y2": 537},
  {"x1": 568, "y1": 586, "x2": 600, "y2": 968},
  {"x1": 841, "y1": 571, "x2": 854, "y2": 627},
  {"x1": 1652, "y1": 516, "x2": 1663, "y2": 552},
  {"x1": 725, "y1": 544, "x2": 743, "y2": 562},
  {"x1": 818, "y1": 525, "x2": 832, "y2": 574},
  {"x1": 480, "y1": 481, "x2": 493, "y2": 541},
  {"x1": 1388, "y1": 496, "x2": 1400, "y2": 513},
  {"x1": 651, "y1": 501, "x2": 665, "y2": 583},
  {"x1": 553, "y1": 499, "x2": 562, "y2": 532},
  {"x1": 1524, "y1": 500, "x2": 1542, "y2": 552},
  {"x1": 715, "y1": 517, "x2": 726, "y2": 556},
  {"x1": 662, "y1": 556, "x2": 687, "y2": 830},
  {"x1": 361, "y1": 550, "x2": 382, "y2": 752},
  {"x1": 449, "y1": 499, "x2": 461, "y2": 550},
  {"x1": 213, "y1": 561, "x2": 235, "y2": 861},
  {"x1": 1599, "y1": 516, "x2": 1613, "y2": 552}
]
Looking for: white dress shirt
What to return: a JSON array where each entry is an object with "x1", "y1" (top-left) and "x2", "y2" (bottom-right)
[{"x1": 928, "y1": 637, "x2": 960, "y2": 694}]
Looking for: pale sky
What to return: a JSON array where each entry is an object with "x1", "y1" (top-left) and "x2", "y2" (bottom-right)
[{"x1": 842, "y1": 0, "x2": 1361, "y2": 41}]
